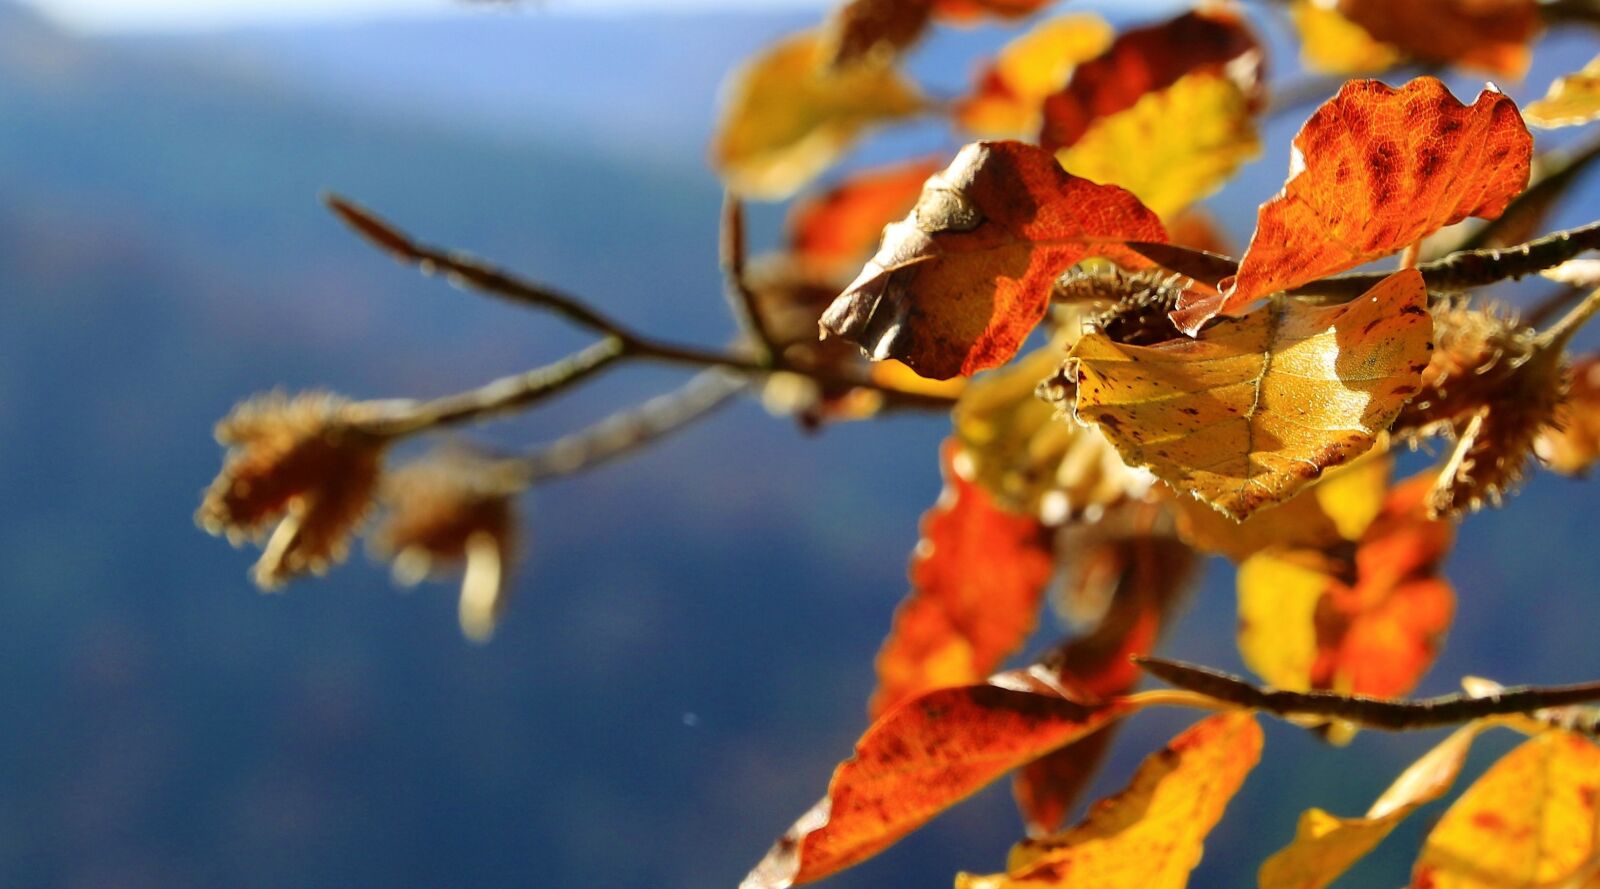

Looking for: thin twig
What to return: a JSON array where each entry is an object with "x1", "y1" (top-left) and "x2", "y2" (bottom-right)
[
  {"x1": 1527, "y1": 282, "x2": 1589, "y2": 327},
  {"x1": 720, "y1": 194, "x2": 780, "y2": 366},
  {"x1": 1291, "y1": 220, "x2": 1600, "y2": 300},
  {"x1": 353, "y1": 337, "x2": 628, "y2": 437},
  {"x1": 513, "y1": 369, "x2": 748, "y2": 483},
  {"x1": 1136, "y1": 656, "x2": 1600, "y2": 731},
  {"x1": 326, "y1": 193, "x2": 959, "y2": 413}
]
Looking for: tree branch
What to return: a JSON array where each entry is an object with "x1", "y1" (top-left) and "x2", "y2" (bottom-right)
[
  {"x1": 1136, "y1": 656, "x2": 1600, "y2": 731},
  {"x1": 1291, "y1": 220, "x2": 1600, "y2": 300},
  {"x1": 721, "y1": 194, "x2": 781, "y2": 366}
]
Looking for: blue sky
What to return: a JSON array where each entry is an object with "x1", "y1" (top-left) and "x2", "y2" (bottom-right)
[{"x1": 20, "y1": 0, "x2": 828, "y2": 31}]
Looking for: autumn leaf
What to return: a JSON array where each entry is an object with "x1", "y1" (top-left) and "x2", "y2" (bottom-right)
[
  {"x1": 742, "y1": 683, "x2": 1137, "y2": 889},
  {"x1": 953, "y1": 338, "x2": 1153, "y2": 522},
  {"x1": 870, "y1": 440, "x2": 1055, "y2": 718},
  {"x1": 954, "y1": 14, "x2": 1115, "y2": 138},
  {"x1": 824, "y1": 0, "x2": 1057, "y2": 68},
  {"x1": 1259, "y1": 723, "x2": 1484, "y2": 889},
  {"x1": 1537, "y1": 354, "x2": 1600, "y2": 475},
  {"x1": 820, "y1": 140, "x2": 1166, "y2": 379},
  {"x1": 1526, "y1": 55, "x2": 1600, "y2": 129},
  {"x1": 711, "y1": 30, "x2": 925, "y2": 199},
  {"x1": 1172, "y1": 450, "x2": 1391, "y2": 562},
  {"x1": 1172, "y1": 78, "x2": 1531, "y2": 334},
  {"x1": 1237, "y1": 473, "x2": 1456, "y2": 699},
  {"x1": 1334, "y1": 0, "x2": 1539, "y2": 78},
  {"x1": 1071, "y1": 269, "x2": 1432, "y2": 520},
  {"x1": 1016, "y1": 516, "x2": 1197, "y2": 835},
  {"x1": 1411, "y1": 730, "x2": 1600, "y2": 888},
  {"x1": 788, "y1": 158, "x2": 944, "y2": 273},
  {"x1": 1289, "y1": 0, "x2": 1401, "y2": 75},
  {"x1": 1056, "y1": 70, "x2": 1261, "y2": 219},
  {"x1": 959, "y1": 711, "x2": 1263, "y2": 889},
  {"x1": 1039, "y1": 7, "x2": 1262, "y2": 152}
]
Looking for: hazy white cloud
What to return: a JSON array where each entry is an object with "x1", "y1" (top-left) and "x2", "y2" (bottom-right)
[{"x1": 20, "y1": 0, "x2": 826, "y2": 32}]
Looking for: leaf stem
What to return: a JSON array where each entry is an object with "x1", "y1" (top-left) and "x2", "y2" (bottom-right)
[
  {"x1": 720, "y1": 194, "x2": 781, "y2": 366},
  {"x1": 1536, "y1": 285, "x2": 1600, "y2": 352}
]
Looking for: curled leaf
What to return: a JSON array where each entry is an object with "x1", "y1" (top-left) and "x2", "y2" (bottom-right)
[
  {"x1": 742, "y1": 684, "x2": 1136, "y2": 889},
  {"x1": 1411, "y1": 730, "x2": 1600, "y2": 888},
  {"x1": 1526, "y1": 55, "x2": 1600, "y2": 129},
  {"x1": 711, "y1": 30, "x2": 925, "y2": 199},
  {"x1": 1039, "y1": 8, "x2": 1263, "y2": 152},
  {"x1": 1071, "y1": 269, "x2": 1432, "y2": 520},
  {"x1": 871, "y1": 441, "x2": 1055, "y2": 718},
  {"x1": 959, "y1": 711, "x2": 1263, "y2": 889},
  {"x1": 954, "y1": 14, "x2": 1115, "y2": 138},
  {"x1": 1259, "y1": 723, "x2": 1484, "y2": 889},
  {"x1": 1174, "y1": 78, "x2": 1531, "y2": 333},
  {"x1": 821, "y1": 140, "x2": 1166, "y2": 379}
]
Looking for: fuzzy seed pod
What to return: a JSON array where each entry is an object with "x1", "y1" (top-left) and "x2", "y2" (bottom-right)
[
  {"x1": 1536, "y1": 354, "x2": 1600, "y2": 476},
  {"x1": 197, "y1": 391, "x2": 385, "y2": 589},
  {"x1": 370, "y1": 448, "x2": 522, "y2": 643}
]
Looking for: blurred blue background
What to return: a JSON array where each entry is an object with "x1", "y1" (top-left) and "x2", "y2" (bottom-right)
[{"x1": 3, "y1": 1, "x2": 1600, "y2": 886}]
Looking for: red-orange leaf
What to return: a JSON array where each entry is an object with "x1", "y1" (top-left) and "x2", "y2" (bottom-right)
[
  {"x1": 1039, "y1": 8, "x2": 1263, "y2": 151},
  {"x1": 1337, "y1": 0, "x2": 1539, "y2": 78},
  {"x1": 1237, "y1": 473, "x2": 1456, "y2": 699},
  {"x1": 742, "y1": 683, "x2": 1136, "y2": 889},
  {"x1": 1173, "y1": 78, "x2": 1531, "y2": 334},
  {"x1": 788, "y1": 158, "x2": 944, "y2": 274},
  {"x1": 821, "y1": 140, "x2": 1166, "y2": 379},
  {"x1": 870, "y1": 440, "x2": 1055, "y2": 718},
  {"x1": 1015, "y1": 521, "x2": 1196, "y2": 835}
]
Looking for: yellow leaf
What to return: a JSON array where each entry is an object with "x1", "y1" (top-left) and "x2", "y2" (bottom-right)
[
  {"x1": 957, "y1": 711, "x2": 1263, "y2": 889},
  {"x1": 1174, "y1": 450, "x2": 1392, "y2": 561},
  {"x1": 1412, "y1": 730, "x2": 1600, "y2": 888},
  {"x1": 711, "y1": 30, "x2": 925, "y2": 199},
  {"x1": 955, "y1": 14, "x2": 1115, "y2": 138},
  {"x1": 1525, "y1": 55, "x2": 1600, "y2": 129},
  {"x1": 1259, "y1": 723, "x2": 1484, "y2": 889},
  {"x1": 1070, "y1": 270, "x2": 1433, "y2": 520},
  {"x1": 1289, "y1": 0, "x2": 1401, "y2": 75},
  {"x1": 1056, "y1": 72, "x2": 1262, "y2": 219},
  {"x1": 1237, "y1": 550, "x2": 1328, "y2": 690},
  {"x1": 953, "y1": 338, "x2": 1152, "y2": 522}
]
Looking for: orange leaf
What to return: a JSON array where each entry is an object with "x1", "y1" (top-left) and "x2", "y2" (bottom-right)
[
  {"x1": 821, "y1": 140, "x2": 1166, "y2": 379},
  {"x1": 1015, "y1": 520, "x2": 1197, "y2": 835},
  {"x1": 1411, "y1": 730, "x2": 1600, "y2": 888},
  {"x1": 954, "y1": 14, "x2": 1115, "y2": 138},
  {"x1": 1173, "y1": 78, "x2": 1531, "y2": 334},
  {"x1": 1238, "y1": 473, "x2": 1456, "y2": 699},
  {"x1": 960, "y1": 712, "x2": 1263, "y2": 889},
  {"x1": 788, "y1": 158, "x2": 944, "y2": 273},
  {"x1": 1260, "y1": 723, "x2": 1484, "y2": 889},
  {"x1": 1039, "y1": 8, "x2": 1262, "y2": 152},
  {"x1": 870, "y1": 440, "x2": 1056, "y2": 718},
  {"x1": 742, "y1": 683, "x2": 1136, "y2": 889},
  {"x1": 1336, "y1": 0, "x2": 1539, "y2": 79}
]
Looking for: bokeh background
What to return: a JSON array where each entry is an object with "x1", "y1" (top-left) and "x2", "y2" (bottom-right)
[{"x1": 3, "y1": 1, "x2": 1600, "y2": 886}]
